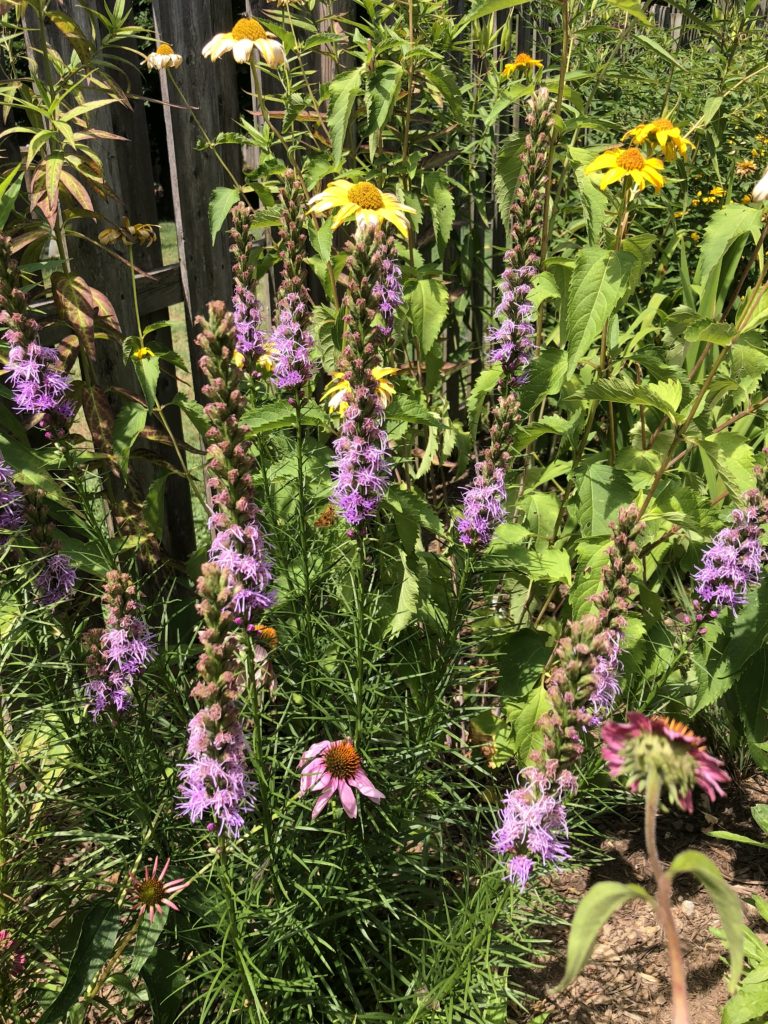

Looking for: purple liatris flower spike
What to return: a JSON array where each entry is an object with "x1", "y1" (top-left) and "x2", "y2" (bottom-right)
[
  {"x1": 179, "y1": 303, "x2": 277, "y2": 837},
  {"x1": 325, "y1": 228, "x2": 398, "y2": 531},
  {"x1": 229, "y1": 205, "x2": 266, "y2": 358},
  {"x1": 693, "y1": 488, "x2": 767, "y2": 617},
  {"x1": 1, "y1": 237, "x2": 74, "y2": 438},
  {"x1": 457, "y1": 393, "x2": 519, "y2": 548},
  {"x1": 372, "y1": 251, "x2": 403, "y2": 336},
  {"x1": 35, "y1": 552, "x2": 76, "y2": 605},
  {"x1": 85, "y1": 571, "x2": 156, "y2": 715},
  {"x1": 269, "y1": 171, "x2": 317, "y2": 392},
  {"x1": 0, "y1": 457, "x2": 25, "y2": 536},
  {"x1": 487, "y1": 264, "x2": 537, "y2": 385},
  {"x1": 492, "y1": 771, "x2": 570, "y2": 890}
]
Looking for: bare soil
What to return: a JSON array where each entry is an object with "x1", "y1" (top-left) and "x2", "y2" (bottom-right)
[{"x1": 512, "y1": 776, "x2": 768, "y2": 1024}]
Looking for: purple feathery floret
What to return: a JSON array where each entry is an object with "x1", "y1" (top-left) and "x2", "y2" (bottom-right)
[
  {"x1": 491, "y1": 773, "x2": 570, "y2": 891},
  {"x1": 487, "y1": 262, "x2": 538, "y2": 386},
  {"x1": 0, "y1": 458, "x2": 25, "y2": 535},
  {"x1": 693, "y1": 498, "x2": 765, "y2": 615},
  {"x1": 456, "y1": 467, "x2": 507, "y2": 548},
  {"x1": 332, "y1": 418, "x2": 392, "y2": 527},
  {"x1": 208, "y1": 512, "x2": 276, "y2": 627},
  {"x1": 372, "y1": 253, "x2": 404, "y2": 336},
  {"x1": 232, "y1": 282, "x2": 266, "y2": 356},
  {"x1": 35, "y1": 553, "x2": 77, "y2": 605},
  {"x1": 178, "y1": 709, "x2": 253, "y2": 837},
  {"x1": 270, "y1": 293, "x2": 316, "y2": 391},
  {"x1": 590, "y1": 629, "x2": 622, "y2": 714}
]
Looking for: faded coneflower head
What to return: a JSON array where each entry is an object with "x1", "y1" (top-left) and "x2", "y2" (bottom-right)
[
  {"x1": 129, "y1": 857, "x2": 190, "y2": 923},
  {"x1": 144, "y1": 42, "x2": 183, "y2": 70},
  {"x1": 202, "y1": 17, "x2": 285, "y2": 67},
  {"x1": 269, "y1": 170, "x2": 317, "y2": 392},
  {"x1": 299, "y1": 739, "x2": 384, "y2": 819},
  {"x1": 602, "y1": 713, "x2": 728, "y2": 813}
]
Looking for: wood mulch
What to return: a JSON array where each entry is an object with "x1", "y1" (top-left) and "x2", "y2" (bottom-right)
[{"x1": 510, "y1": 776, "x2": 768, "y2": 1024}]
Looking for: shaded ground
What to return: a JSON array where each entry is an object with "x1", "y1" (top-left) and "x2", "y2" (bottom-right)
[{"x1": 512, "y1": 776, "x2": 768, "y2": 1024}]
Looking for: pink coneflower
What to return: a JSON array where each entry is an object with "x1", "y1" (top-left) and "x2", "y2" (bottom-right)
[
  {"x1": 128, "y1": 857, "x2": 190, "y2": 923},
  {"x1": 299, "y1": 739, "x2": 384, "y2": 819},
  {"x1": 602, "y1": 712, "x2": 729, "y2": 813}
]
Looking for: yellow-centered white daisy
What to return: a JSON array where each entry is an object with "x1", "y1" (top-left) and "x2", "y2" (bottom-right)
[
  {"x1": 202, "y1": 18, "x2": 286, "y2": 67},
  {"x1": 145, "y1": 43, "x2": 183, "y2": 70},
  {"x1": 308, "y1": 179, "x2": 416, "y2": 239}
]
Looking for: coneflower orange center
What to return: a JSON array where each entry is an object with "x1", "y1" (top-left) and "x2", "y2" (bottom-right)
[
  {"x1": 653, "y1": 118, "x2": 674, "y2": 131},
  {"x1": 348, "y1": 182, "x2": 384, "y2": 210},
  {"x1": 515, "y1": 52, "x2": 534, "y2": 64},
  {"x1": 323, "y1": 741, "x2": 361, "y2": 780},
  {"x1": 135, "y1": 877, "x2": 165, "y2": 905},
  {"x1": 616, "y1": 147, "x2": 646, "y2": 171},
  {"x1": 654, "y1": 715, "x2": 697, "y2": 742},
  {"x1": 156, "y1": 43, "x2": 174, "y2": 55},
  {"x1": 232, "y1": 18, "x2": 267, "y2": 41}
]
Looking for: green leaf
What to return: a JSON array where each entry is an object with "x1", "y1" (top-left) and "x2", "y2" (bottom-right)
[
  {"x1": 603, "y1": 0, "x2": 651, "y2": 22},
  {"x1": 694, "y1": 204, "x2": 762, "y2": 316},
  {"x1": 467, "y1": 365, "x2": 502, "y2": 439},
  {"x1": 0, "y1": 436, "x2": 69, "y2": 505},
  {"x1": 365, "y1": 64, "x2": 402, "y2": 140},
  {"x1": 141, "y1": 947, "x2": 186, "y2": 1024},
  {"x1": 582, "y1": 376, "x2": 682, "y2": 419},
  {"x1": 667, "y1": 850, "x2": 744, "y2": 992},
  {"x1": 405, "y1": 278, "x2": 449, "y2": 357},
  {"x1": 459, "y1": 0, "x2": 529, "y2": 27},
  {"x1": 486, "y1": 524, "x2": 572, "y2": 583},
  {"x1": 554, "y1": 882, "x2": 653, "y2": 992},
  {"x1": 514, "y1": 683, "x2": 551, "y2": 763},
  {"x1": 328, "y1": 68, "x2": 362, "y2": 166},
  {"x1": 38, "y1": 902, "x2": 123, "y2": 1024},
  {"x1": 128, "y1": 912, "x2": 167, "y2": 979},
  {"x1": 425, "y1": 173, "x2": 455, "y2": 256},
  {"x1": 753, "y1": 805, "x2": 768, "y2": 837},
  {"x1": 566, "y1": 248, "x2": 635, "y2": 372},
  {"x1": 575, "y1": 166, "x2": 608, "y2": 246},
  {"x1": 722, "y1": 964, "x2": 768, "y2": 1024},
  {"x1": 112, "y1": 403, "x2": 148, "y2": 473},
  {"x1": 387, "y1": 393, "x2": 443, "y2": 428},
  {"x1": 635, "y1": 33, "x2": 684, "y2": 68},
  {"x1": 494, "y1": 135, "x2": 524, "y2": 221},
  {"x1": 208, "y1": 186, "x2": 241, "y2": 244},
  {"x1": 386, "y1": 551, "x2": 421, "y2": 637},
  {"x1": 577, "y1": 462, "x2": 636, "y2": 537},
  {"x1": 698, "y1": 433, "x2": 755, "y2": 498}
]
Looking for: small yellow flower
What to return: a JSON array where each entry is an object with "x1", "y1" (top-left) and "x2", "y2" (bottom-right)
[
  {"x1": 322, "y1": 367, "x2": 397, "y2": 416},
  {"x1": 690, "y1": 231, "x2": 701, "y2": 242},
  {"x1": 709, "y1": 185, "x2": 726, "y2": 198},
  {"x1": 583, "y1": 147, "x2": 665, "y2": 191},
  {"x1": 133, "y1": 346, "x2": 155, "y2": 360},
  {"x1": 673, "y1": 211, "x2": 684, "y2": 219},
  {"x1": 202, "y1": 18, "x2": 285, "y2": 67},
  {"x1": 501, "y1": 52, "x2": 543, "y2": 77},
  {"x1": 308, "y1": 179, "x2": 415, "y2": 239},
  {"x1": 736, "y1": 158, "x2": 758, "y2": 178},
  {"x1": 702, "y1": 195, "x2": 717, "y2": 204},
  {"x1": 623, "y1": 118, "x2": 694, "y2": 160},
  {"x1": 144, "y1": 42, "x2": 182, "y2": 70},
  {"x1": 742, "y1": 194, "x2": 753, "y2": 204},
  {"x1": 257, "y1": 342, "x2": 277, "y2": 375},
  {"x1": 690, "y1": 198, "x2": 700, "y2": 207}
]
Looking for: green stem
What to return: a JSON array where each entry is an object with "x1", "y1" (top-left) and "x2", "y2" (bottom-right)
[
  {"x1": 644, "y1": 771, "x2": 690, "y2": 1024},
  {"x1": 354, "y1": 536, "x2": 366, "y2": 743},
  {"x1": 293, "y1": 401, "x2": 313, "y2": 646}
]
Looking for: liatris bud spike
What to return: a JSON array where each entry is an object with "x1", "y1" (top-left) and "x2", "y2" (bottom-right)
[
  {"x1": 325, "y1": 229, "x2": 399, "y2": 531},
  {"x1": 229, "y1": 205, "x2": 266, "y2": 359},
  {"x1": 270, "y1": 171, "x2": 317, "y2": 392}
]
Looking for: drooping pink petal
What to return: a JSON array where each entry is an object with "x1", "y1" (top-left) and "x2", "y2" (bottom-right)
[
  {"x1": 349, "y1": 769, "x2": 384, "y2": 803},
  {"x1": 312, "y1": 779, "x2": 338, "y2": 819},
  {"x1": 299, "y1": 740, "x2": 331, "y2": 767},
  {"x1": 337, "y1": 780, "x2": 358, "y2": 818},
  {"x1": 300, "y1": 757, "x2": 329, "y2": 794}
]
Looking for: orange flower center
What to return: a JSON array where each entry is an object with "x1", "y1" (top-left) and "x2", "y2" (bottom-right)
[
  {"x1": 515, "y1": 52, "x2": 534, "y2": 65},
  {"x1": 348, "y1": 182, "x2": 384, "y2": 210},
  {"x1": 654, "y1": 716, "x2": 697, "y2": 742},
  {"x1": 616, "y1": 147, "x2": 646, "y2": 171},
  {"x1": 232, "y1": 18, "x2": 267, "y2": 41},
  {"x1": 323, "y1": 741, "x2": 361, "y2": 780},
  {"x1": 251, "y1": 624, "x2": 278, "y2": 650},
  {"x1": 135, "y1": 877, "x2": 165, "y2": 906},
  {"x1": 653, "y1": 118, "x2": 674, "y2": 131},
  {"x1": 156, "y1": 43, "x2": 174, "y2": 55}
]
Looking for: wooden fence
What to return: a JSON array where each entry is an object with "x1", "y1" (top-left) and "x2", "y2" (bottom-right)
[{"x1": 6, "y1": 0, "x2": 765, "y2": 558}]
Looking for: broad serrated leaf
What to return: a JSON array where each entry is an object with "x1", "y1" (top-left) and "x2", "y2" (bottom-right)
[
  {"x1": 208, "y1": 186, "x2": 241, "y2": 243},
  {"x1": 566, "y1": 248, "x2": 635, "y2": 372},
  {"x1": 328, "y1": 68, "x2": 362, "y2": 166},
  {"x1": 406, "y1": 278, "x2": 449, "y2": 356}
]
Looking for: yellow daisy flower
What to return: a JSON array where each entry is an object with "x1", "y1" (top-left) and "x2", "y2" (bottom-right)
[
  {"x1": 202, "y1": 18, "x2": 285, "y2": 67},
  {"x1": 132, "y1": 346, "x2": 156, "y2": 360},
  {"x1": 322, "y1": 367, "x2": 398, "y2": 416},
  {"x1": 501, "y1": 52, "x2": 543, "y2": 77},
  {"x1": 690, "y1": 231, "x2": 701, "y2": 242},
  {"x1": 735, "y1": 158, "x2": 757, "y2": 178},
  {"x1": 145, "y1": 42, "x2": 183, "y2": 70},
  {"x1": 709, "y1": 185, "x2": 726, "y2": 198},
  {"x1": 583, "y1": 147, "x2": 665, "y2": 191},
  {"x1": 623, "y1": 118, "x2": 694, "y2": 160},
  {"x1": 308, "y1": 179, "x2": 416, "y2": 239}
]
